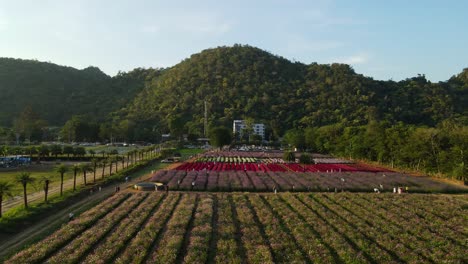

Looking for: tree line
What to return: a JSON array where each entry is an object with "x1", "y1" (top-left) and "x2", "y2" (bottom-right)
[{"x1": 283, "y1": 121, "x2": 467, "y2": 182}]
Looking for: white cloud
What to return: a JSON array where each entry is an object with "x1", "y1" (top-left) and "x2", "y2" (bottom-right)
[{"x1": 333, "y1": 53, "x2": 370, "y2": 65}]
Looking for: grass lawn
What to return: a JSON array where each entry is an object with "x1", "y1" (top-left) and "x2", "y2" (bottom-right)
[
  {"x1": 178, "y1": 148, "x2": 204, "y2": 160},
  {"x1": 0, "y1": 165, "x2": 75, "y2": 198}
]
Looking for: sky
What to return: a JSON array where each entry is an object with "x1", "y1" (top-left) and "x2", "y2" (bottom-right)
[{"x1": 0, "y1": 0, "x2": 467, "y2": 81}]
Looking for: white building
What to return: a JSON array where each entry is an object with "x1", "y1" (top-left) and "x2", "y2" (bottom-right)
[{"x1": 233, "y1": 120, "x2": 265, "y2": 140}]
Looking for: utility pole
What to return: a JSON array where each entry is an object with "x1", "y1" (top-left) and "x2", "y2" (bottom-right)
[{"x1": 204, "y1": 100, "x2": 208, "y2": 137}]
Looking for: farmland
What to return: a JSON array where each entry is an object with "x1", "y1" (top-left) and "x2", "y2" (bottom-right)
[
  {"x1": 151, "y1": 170, "x2": 465, "y2": 193},
  {"x1": 150, "y1": 151, "x2": 466, "y2": 193},
  {"x1": 4, "y1": 150, "x2": 467, "y2": 263},
  {"x1": 7, "y1": 192, "x2": 467, "y2": 263}
]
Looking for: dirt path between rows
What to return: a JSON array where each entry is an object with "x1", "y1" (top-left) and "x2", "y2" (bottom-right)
[{"x1": 0, "y1": 166, "x2": 156, "y2": 260}]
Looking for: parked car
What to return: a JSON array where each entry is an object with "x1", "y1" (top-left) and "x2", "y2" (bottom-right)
[{"x1": 161, "y1": 158, "x2": 175, "y2": 163}]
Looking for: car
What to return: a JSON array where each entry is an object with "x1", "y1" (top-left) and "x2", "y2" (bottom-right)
[{"x1": 161, "y1": 158, "x2": 175, "y2": 163}]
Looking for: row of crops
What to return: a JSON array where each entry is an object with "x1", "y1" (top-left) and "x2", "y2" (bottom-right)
[
  {"x1": 176, "y1": 161, "x2": 391, "y2": 173},
  {"x1": 7, "y1": 192, "x2": 467, "y2": 263},
  {"x1": 149, "y1": 170, "x2": 465, "y2": 193},
  {"x1": 196, "y1": 156, "x2": 258, "y2": 163}
]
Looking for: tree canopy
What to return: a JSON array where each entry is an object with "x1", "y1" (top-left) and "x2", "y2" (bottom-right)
[{"x1": 209, "y1": 127, "x2": 232, "y2": 148}]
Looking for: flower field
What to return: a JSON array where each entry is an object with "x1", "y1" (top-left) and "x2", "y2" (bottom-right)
[
  {"x1": 175, "y1": 161, "x2": 392, "y2": 173},
  {"x1": 154, "y1": 151, "x2": 468, "y2": 193},
  {"x1": 150, "y1": 169, "x2": 465, "y2": 193},
  {"x1": 7, "y1": 192, "x2": 467, "y2": 264}
]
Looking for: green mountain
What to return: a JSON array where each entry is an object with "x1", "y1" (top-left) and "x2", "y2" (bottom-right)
[
  {"x1": 123, "y1": 44, "x2": 467, "y2": 138},
  {"x1": 1, "y1": 45, "x2": 466, "y2": 140},
  {"x1": 0, "y1": 58, "x2": 158, "y2": 126}
]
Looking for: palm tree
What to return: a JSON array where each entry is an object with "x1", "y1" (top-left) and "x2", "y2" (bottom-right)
[
  {"x1": 122, "y1": 155, "x2": 126, "y2": 169},
  {"x1": 108, "y1": 158, "x2": 114, "y2": 176},
  {"x1": 41, "y1": 176, "x2": 52, "y2": 203},
  {"x1": 88, "y1": 149, "x2": 96, "y2": 158},
  {"x1": 1, "y1": 146, "x2": 9, "y2": 157},
  {"x1": 80, "y1": 163, "x2": 93, "y2": 186},
  {"x1": 101, "y1": 159, "x2": 108, "y2": 179},
  {"x1": 115, "y1": 156, "x2": 122, "y2": 172},
  {"x1": 0, "y1": 182, "x2": 13, "y2": 217},
  {"x1": 16, "y1": 172, "x2": 35, "y2": 208},
  {"x1": 91, "y1": 158, "x2": 98, "y2": 183},
  {"x1": 72, "y1": 164, "x2": 81, "y2": 191},
  {"x1": 55, "y1": 164, "x2": 69, "y2": 196}
]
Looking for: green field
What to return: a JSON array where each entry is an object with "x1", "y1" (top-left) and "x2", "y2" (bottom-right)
[{"x1": 0, "y1": 165, "x2": 75, "y2": 198}]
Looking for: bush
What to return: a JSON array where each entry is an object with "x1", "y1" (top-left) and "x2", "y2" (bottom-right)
[
  {"x1": 283, "y1": 151, "x2": 295, "y2": 162},
  {"x1": 299, "y1": 153, "x2": 312, "y2": 164}
]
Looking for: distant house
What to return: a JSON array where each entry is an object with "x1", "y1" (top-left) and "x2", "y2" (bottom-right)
[{"x1": 233, "y1": 120, "x2": 265, "y2": 140}]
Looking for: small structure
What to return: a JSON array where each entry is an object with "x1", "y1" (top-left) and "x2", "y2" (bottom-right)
[{"x1": 134, "y1": 182, "x2": 164, "y2": 191}]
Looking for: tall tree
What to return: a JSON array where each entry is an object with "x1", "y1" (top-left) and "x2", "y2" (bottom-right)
[
  {"x1": 80, "y1": 163, "x2": 93, "y2": 186},
  {"x1": 101, "y1": 159, "x2": 108, "y2": 179},
  {"x1": 41, "y1": 176, "x2": 51, "y2": 203},
  {"x1": 12, "y1": 106, "x2": 46, "y2": 143},
  {"x1": 72, "y1": 164, "x2": 80, "y2": 191},
  {"x1": 55, "y1": 164, "x2": 69, "y2": 196},
  {"x1": 63, "y1": 146, "x2": 74, "y2": 159},
  {"x1": 0, "y1": 182, "x2": 13, "y2": 217},
  {"x1": 16, "y1": 172, "x2": 35, "y2": 208},
  {"x1": 108, "y1": 157, "x2": 114, "y2": 176},
  {"x1": 50, "y1": 144, "x2": 62, "y2": 158},
  {"x1": 91, "y1": 158, "x2": 99, "y2": 182},
  {"x1": 209, "y1": 127, "x2": 232, "y2": 148}
]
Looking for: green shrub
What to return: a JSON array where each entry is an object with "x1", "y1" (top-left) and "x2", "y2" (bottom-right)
[
  {"x1": 283, "y1": 151, "x2": 295, "y2": 162},
  {"x1": 299, "y1": 153, "x2": 312, "y2": 164}
]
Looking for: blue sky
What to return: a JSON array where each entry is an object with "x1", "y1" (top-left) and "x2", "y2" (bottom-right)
[{"x1": 0, "y1": 0, "x2": 467, "y2": 81}]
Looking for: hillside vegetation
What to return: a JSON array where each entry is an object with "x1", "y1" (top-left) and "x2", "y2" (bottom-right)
[
  {"x1": 123, "y1": 45, "x2": 467, "y2": 138},
  {"x1": 0, "y1": 58, "x2": 161, "y2": 126}
]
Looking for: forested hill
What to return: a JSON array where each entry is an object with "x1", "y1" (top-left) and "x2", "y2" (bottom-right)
[
  {"x1": 1, "y1": 45, "x2": 466, "y2": 137},
  {"x1": 123, "y1": 45, "x2": 467, "y2": 138},
  {"x1": 0, "y1": 58, "x2": 160, "y2": 126}
]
